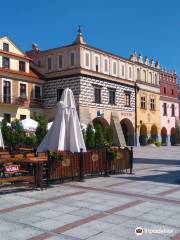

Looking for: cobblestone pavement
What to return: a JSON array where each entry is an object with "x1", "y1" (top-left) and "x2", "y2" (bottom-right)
[{"x1": 0, "y1": 146, "x2": 180, "y2": 240}]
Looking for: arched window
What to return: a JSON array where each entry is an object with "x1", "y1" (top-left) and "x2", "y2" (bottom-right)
[
  {"x1": 128, "y1": 66, "x2": 132, "y2": 79},
  {"x1": 137, "y1": 68, "x2": 140, "y2": 80},
  {"x1": 149, "y1": 72, "x2": 152, "y2": 83},
  {"x1": 171, "y1": 104, "x2": 175, "y2": 116},
  {"x1": 155, "y1": 74, "x2": 157, "y2": 85},
  {"x1": 143, "y1": 70, "x2": 146, "y2": 82}
]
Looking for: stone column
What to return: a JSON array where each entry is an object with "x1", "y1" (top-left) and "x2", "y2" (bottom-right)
[{"x1": 136, "y1": 133, "x2": 140, "y2": 146}]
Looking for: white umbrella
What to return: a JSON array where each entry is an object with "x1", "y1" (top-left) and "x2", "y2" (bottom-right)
[
  {"x1": 47, "y1": 121, "x2": 53, "y2": 130},
  {"x1": 37, "y1": 88, "x2": 86, "y2": 153},
  {"x1": 0, "y1": 128, "x2": 4, "y2": 149},
  {"x1": 21, "y1": 118, "x2": 38, "y2": 132}
]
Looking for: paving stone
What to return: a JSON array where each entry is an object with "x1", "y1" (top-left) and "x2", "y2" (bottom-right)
[
  {"x1": 31, "y1": 219, "x2": 67, "y2": 231},
  {"x1": 64, "y1": 226, "x2": 102, "y2": 239},
  {"x1": 48, "y1": 234, "x2": 81, "y2": 240}
]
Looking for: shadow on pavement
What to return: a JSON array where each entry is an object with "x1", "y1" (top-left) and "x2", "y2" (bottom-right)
[
  {"x1": 134, "y1": 158, "x2": 180, "y2": 165},
  {"x1": 116, "y1": 170, "x2": 180, "y2": 185}
]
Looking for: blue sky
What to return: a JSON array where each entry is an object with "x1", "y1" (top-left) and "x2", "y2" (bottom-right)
[{"x1": 1, "y1": 0, "x2": 180, "y2": 75}]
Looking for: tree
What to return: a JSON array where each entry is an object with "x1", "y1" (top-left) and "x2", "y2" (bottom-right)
[
  {"x1": 85, "y1": 124, "x2": 95, "y2": 149},
  {"x1": 94, "y1": 123, "x2": 104, "y2": 148},
  {"x1": 25, "y1": 134, "x2": 37, "y2": 147},
  {"x1": 11, "y1": 119, "x2": 25, "y2": 147},
  {"x1": 35, "y1": 115, "x2": 48, "y2": 144},
  {"x1": 105, "y1": 126, "x2": 113, "y2": 146},
  {"x1": 1, "y1": 119, "x2": 25, "y2": 150}
]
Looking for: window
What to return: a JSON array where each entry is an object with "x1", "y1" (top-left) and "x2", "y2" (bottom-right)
[
  {"x1": 57, "y1": 89, "x2": 64, "y2": 102},
  {"x1": 3, "y1": 43, "x2": 9, "y2": 52},
  {"x1": 4, "y1": 113, "x2": 11, "y2": 123},
  {"x1": 125, "y1": 92, "x2": 131, "y2": 107},
  {"x1": 104, "y1": 58, "x2": 108, "y2": 73},
  {"x1": 109, "y1": 89, "x2": 116, "y2": 105},
  {"x1": 34, "y1": 86, "x2": 41, "y2": 99},
  {"x1": 58, "y1": 55, "x2": 64, "y2": 69},
  {"x1": 163, "y1": 103, "x2": 167, "y2": 116},
  {"x1": 155, "y1": 74, "x2": 157, "y2": 85},
  {"x1": 3, "y1": 57, "x2": 10, "y2": 68},
  {"x1": 85, "y1": 52, "x2": 90, "y2": 67},
  {"x1": 171, "y1": 104, "x2": 175, "y2": 116},
  {"x1": 3, "y1": 81, "x2": 11, "y2": 103},
  {"x1": 47, "y1": 57, "x2": 52, "y2": 70},
  {"x1": 94, "y1": 88, "x2": 101, "y2": 104},
  {"x1": 137, "y1": 68, "x2": 140, "y2": 80},
  {"x1": 20, "y1": 83, "x2": 27, "y2": 97},
  {"x1": 19, "y1": 61, "x2": 26, "y2": 72},
  {"x1": 143, "y1": 70, "x2": 146, "y2": 82},
  {"x1": 20, "y1": 115, "x2": 26, "y2": 120},
  {"x1": 149, "y1": 72, "x2": 152, "y2": 83},
  {"x1": 150, "y1": 97, "x2": 155, "y2": 111},
  {"x1": 172, "y1": 89, "x2": 174, "y2": 95},
  {"x1": 120, "y1": 64, "x2": 125, "y2": 77},
  {"x1": 95, "y1": 56, "x2": 99, "y2": 72},
  {"x1": 112, "y1": 61, "x2": 117, "y2": 75},
  {"x1": 164, "y1": 88, "x2": 166, "y2": 94},
  {"x1": 70, "y1": 52, "x2": 75, "y2": 66},
  {"x1": 141, "y1": 96, "x2": 146, "y2": 109},
  {"x1": 128, "y1": 66, "x2": 132, "y2": 79}
]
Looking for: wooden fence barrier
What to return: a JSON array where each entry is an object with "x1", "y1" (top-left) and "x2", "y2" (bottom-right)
[{"x1": 47, "y1": 147, "x2": 133, "y2": 183}]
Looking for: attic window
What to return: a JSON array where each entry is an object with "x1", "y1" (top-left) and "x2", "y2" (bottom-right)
[{"x1": 3, "y1": 43, "x2": 9, "y2": 52}]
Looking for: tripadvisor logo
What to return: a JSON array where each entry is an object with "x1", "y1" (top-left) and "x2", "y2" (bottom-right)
[{"x1": 135, "y1": 227, "x2": 144, "y2": 236}]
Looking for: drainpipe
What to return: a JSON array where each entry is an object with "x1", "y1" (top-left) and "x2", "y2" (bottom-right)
[{"x1": 135, "y1": 82, "x2": 138, "y2": 146}]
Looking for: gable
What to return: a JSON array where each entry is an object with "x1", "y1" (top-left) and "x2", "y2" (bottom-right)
[{"x1": 0, "y1": 36, "x2": 25, "y2": 56}]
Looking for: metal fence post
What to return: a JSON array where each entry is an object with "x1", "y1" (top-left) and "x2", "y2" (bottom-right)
[
  {"x1": 105, "y1": 148, "x2": 109, "y2": 177},
  {"x1": 46, "y1": 151, "x2": 50, "y2": 187},
  {"x1": 79, "y1": 148, "x2": 85, "y2": 181},
  {"x1": 130, "y1": 146, "x2": 133, "y2": 174}
]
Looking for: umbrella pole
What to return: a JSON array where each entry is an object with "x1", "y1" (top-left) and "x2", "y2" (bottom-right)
[{"x1": 79, "y1": 148, "x2": 85, "y2": 182}]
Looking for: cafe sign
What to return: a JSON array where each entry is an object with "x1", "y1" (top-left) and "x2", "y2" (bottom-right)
[{"x1": 5, "y1": 165, "x2": 20, "y2": 173}]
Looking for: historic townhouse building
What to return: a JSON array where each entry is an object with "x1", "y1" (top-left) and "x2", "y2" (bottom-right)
[
  {"x1": 0, "y1": 36, "x2": 44, "y2": 122},
  {"x1": 130, "y1": 52, "x2": 161, "y2": 145},
  {"x1": 27, "y1": 29, "x2": 136, "y2": 146},
  {"x1": 160, "y1": 70, "x2": 180, "y2": 145}
]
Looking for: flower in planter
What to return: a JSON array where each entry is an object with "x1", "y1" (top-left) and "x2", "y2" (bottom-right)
[
  {"x1": 108, "y1": 150, "x2": 117, "y2": 161},
  {"x1": 19, "y1": 94, "x2": 27, "y2": 100},
  {"x1": 49, "y1": 151, "x2": 64, "y2": 162}
]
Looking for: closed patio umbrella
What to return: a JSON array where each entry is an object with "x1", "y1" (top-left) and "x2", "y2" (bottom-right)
[
  {"x1": 37, "y1": 88, "x2": 86, "y2": 153},
  {"x1": 0, "y1": 128, "x2": 4, "y2": 149}
]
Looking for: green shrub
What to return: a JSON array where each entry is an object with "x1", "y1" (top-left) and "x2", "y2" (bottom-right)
[
  {"x1": 25, "y1": 134, "x2": 37, "y2": 147},
  {"x1": 94, "y1": 123, "x2": 105, "y2": 148},
  {"x1": 11, "y1": 119, "x2": 25, "y2": 147},
  {"x1": 105, "y1": 126, "x2": 113, "y2": 147},
  {"x1": 147, "y1": 137, "x2": 155, "y2": 144},
  {"x1": 1, "y1": 119, "x2": 25, "y2": 150},
  {"x1": 1, "y1": 119, "x2": 13, "y2": 148},
  {"x1": 85, "y1": 124, "x2": 95, "y2": 149},
  {"x1": 155, "y1": 141, "x2": 161, "y2": 147},
  {"x1": 34, "y1": 115, "x2": 48, "y2": 144}
]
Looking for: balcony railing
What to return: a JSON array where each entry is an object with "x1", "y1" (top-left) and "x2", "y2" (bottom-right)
[
  {"x1": 29, "y1": 98, "x2": 44, "y2": 108},
  {"x1": 0, "y1": 95, "x2": 31, "y2": 107},
  {"x1": 0, "y1": 95, "x2": 45, "y2": 108}
]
